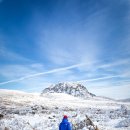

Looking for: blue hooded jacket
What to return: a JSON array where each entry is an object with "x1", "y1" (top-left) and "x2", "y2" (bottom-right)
[{"x1": 59, "y1": 118, "x2": 72, "y2": 130}]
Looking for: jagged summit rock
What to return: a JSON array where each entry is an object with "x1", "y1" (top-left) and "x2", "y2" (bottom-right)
[{"x1": 41, "y1": 82, "x2": 95, "y2": 98}]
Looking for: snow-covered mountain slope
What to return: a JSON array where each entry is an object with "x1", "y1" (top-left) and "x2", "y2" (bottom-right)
[
  {"x1": 117, "y1": 98, "x2": 130, "y2": 102},
  {"x1": 42, "y1": 82, "x2": 95, "y2": 98},
  {"x1": 0, "y1": 89, "x2": 130, "y2": 130}
]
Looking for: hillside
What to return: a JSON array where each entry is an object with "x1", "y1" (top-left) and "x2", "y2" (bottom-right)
[
  {"x1": 0, "y1": 89, "x2": 130, "y2": 130},
  {"x1": 117, "y1": 98, "x2": 130, "y2": 102}
]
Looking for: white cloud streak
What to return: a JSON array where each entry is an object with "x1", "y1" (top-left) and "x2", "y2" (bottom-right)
[
  {"x1": 76, "y1": 75, "x2": 123, "y2": 83},
  {"x1": 0, "y1": 63, "x2": 85, "y2": 85},
  {"x1": 98, "y1": 59, "x2": 130, "y2": 69}
]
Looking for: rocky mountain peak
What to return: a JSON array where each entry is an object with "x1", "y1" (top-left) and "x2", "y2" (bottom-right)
[{"x1": 41, "y1": 82, "x2": 95, "y2": 98}]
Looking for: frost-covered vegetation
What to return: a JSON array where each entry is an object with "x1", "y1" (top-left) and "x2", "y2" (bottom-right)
[{"x1": 0, "y1": 89, "x2": 130, "y2": 130}]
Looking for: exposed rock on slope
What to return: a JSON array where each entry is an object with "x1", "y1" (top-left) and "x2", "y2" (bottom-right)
[{"x1": 41, "y1": 82, "x2": 95, "y2": 98}]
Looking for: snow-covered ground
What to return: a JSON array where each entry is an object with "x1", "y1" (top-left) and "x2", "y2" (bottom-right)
[{"x1": 0, "y1": 89, "x2": 130, "y2": 130}]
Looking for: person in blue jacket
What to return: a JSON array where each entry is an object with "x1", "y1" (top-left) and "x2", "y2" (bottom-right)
[{"x1": 59, "y1": 115, "x2": 72, "y2": 130}]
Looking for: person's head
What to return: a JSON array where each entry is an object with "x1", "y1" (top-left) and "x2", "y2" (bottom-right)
[{"x1": 63, "y1": 115, "x2": 68, "y2": 119}]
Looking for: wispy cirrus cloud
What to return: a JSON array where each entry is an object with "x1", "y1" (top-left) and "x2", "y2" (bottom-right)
[
  {"x1": 0, "y1": 45, "x2": 31, "y2": 63},
  {"x1": 98, "y1": 58, "x2": 130, "y2": 69},
  {"x1": 76, "y1": 75, "x2": 124, "y2": 83},
  {"x1": 1, "y1": 58, "x2": 130, "y2": 85},
  {"x1": 31, "y1": 5, "x2": 108, "y2": 66},
  {"x1": 0, "y1": 63, "x2": 86, "y2": 85},
  {"x1": 38, "y1": 27, "x2": 100, "y2": 66}
]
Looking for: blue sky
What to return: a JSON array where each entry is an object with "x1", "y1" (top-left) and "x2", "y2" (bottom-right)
[{"x1": 0, "y1": 0, "x2": 130, "y2": 99}]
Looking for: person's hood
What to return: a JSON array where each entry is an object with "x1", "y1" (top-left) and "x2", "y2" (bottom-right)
[{"x1": 62, "y1": 118, "x2": 68, "y2": 123}]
